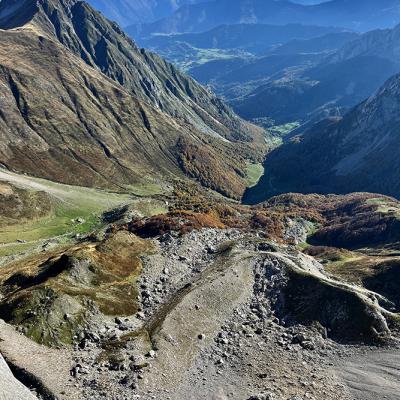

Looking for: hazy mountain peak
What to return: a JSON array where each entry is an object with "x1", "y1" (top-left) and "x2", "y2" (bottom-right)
[{"x1": 131, "y1": 0, "x2": 400, "y2": 37}]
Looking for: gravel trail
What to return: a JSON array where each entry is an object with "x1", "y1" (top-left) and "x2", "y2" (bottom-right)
[{"x1": 338, "y1": 350, "x2": 400, "y2": 400}]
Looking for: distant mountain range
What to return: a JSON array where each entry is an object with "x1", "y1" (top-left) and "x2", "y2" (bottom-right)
[
  {"x1": 244, "y1": 72, "x2": 400, "y2": 202},
  {"x1": 86, "y1": 0, "x2": 207, "y2": 27},
  {"x1": 129, "y1": 0, "x2": 400, "y2": 37},
  {"x1": 136, "y1": 23, "x2": 348, "y2": 55},
  {"x1": 293, "y1": 0, "x2": 329, "y2": 3},
  {"x1": 225, "y1": 23, "x2": 400, "y2": 126},
  {"x1": 0, "y1": 0, "x2": 264, "y2": 199}
]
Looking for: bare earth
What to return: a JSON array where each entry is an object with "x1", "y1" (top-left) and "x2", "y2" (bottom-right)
[
  {"x1": 0, "y1": 320, "x2": 81, "y2": 399},
  {"x1": 337, "y1": 350, "x2": 400, "y2": 400}
]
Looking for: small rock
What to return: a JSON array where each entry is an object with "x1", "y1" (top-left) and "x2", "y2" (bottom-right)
[
  {"x1": 146, "y1": 350, "x2": 156, "y2": 358},
  {"x1": 70, "y1": 364, "x2": 82, "y2": 378},
  {"x1": 292, "y1": 333, "x2": 306, "y2": 345}
]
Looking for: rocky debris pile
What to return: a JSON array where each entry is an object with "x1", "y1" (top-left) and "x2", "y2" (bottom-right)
[
  {"x1": 58, "y1": 228, "x2": 395, "y2": 399},
  {"x1": 136, "y1": 229, "x2": 245, "y2": 317}
]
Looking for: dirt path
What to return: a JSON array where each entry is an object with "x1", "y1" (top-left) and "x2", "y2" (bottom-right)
[
  {"x1": 138, "y1": 249, "x2": 255, "y2": 397},
  {"x1": 0, "y1": 169, "x2": 131, "y2": 206},
  {"x1": 337, "y1": 350, "x2": 400, "y2": 400}
]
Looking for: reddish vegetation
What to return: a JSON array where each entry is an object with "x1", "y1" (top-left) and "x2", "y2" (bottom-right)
[
  {"x1": 129, "y1": 210, "x2": 225, "y2": 238},
  {"x1": 176, "y1": 138, "x2": 249, "y2": 200},
  {"x1": 128, "y1": 184, "x2": 400, "y2": 249}
]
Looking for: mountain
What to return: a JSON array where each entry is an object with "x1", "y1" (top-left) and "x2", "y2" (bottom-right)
[
  {"x1": 233, "y1": 55, "x2": 399, "y2": 125},
  {"x1": 266, "y1": 31, "x2": 358, "y2": 56},
  {"x1": 85, "y1": 0, "x2": 207, "y2": 27},
  {"x1": 185, "y1": 31, "x2": 357, "y2": 97},
  {"x1": 0, "y1": 0, "x2": 265, "y2": 199},
  {"x1": 133, "y1": 23, "x2": 347, "y2": 56},
  {"x1": 230, "y1": 24, "x2": 400, "y2": 126},
  {"x1": 293, "y1": 0, "x2": 329, "y2": 3},
  {"x1": 130, "y1": 0, "x2": 400, "y2": 37},
  {"x1": 135, "y1": 23, "x2": 350, "y2": 83},
  {"x1": 244, "y1": 73, "x2": 400, "y2": 203},
  {"x1": 330, "y1": 23, "x2": 400, "y2": 63}
]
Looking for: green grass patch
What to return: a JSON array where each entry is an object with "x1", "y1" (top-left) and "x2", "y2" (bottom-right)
[
  {"x1": 268, "y1": 122, "x2": 301, "y2": 138},
  {"x1": 158, "y1": 44, "x2": 253, "y2": 72},
  {"x1": 245, "y1": 163, "x2": 264, "y2": 188},
  {"x1": 0, "y1": 171, "x2": 170, "y2": 257},
  {"x1": 297, "y1": 242, "x2": 311, "y2": 250},
  {"x1": 123, "y1": 182, "x2": 167, "y2": 197},
  {"x1": 366, "y1": 197, "x2": 400, "y2": 216}
]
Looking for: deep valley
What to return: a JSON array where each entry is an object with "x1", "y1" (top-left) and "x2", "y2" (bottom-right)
[{"x1": 1, "y1": 0, "x2": 400, "y2": 399}]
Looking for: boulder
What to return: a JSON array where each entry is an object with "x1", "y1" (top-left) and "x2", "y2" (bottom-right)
[{"x1": 0, "y1": 354, "x2": 37, "y2": 399}]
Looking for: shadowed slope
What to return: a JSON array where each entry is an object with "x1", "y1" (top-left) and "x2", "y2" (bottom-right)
[{"x1": 245, "y1": 73, "x2": 400, "y2": 203}]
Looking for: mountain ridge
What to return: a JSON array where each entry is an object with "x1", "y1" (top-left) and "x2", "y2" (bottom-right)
[
  {"x1": 0, "y1": 0, "x2": 265, "y2": 198},
  {"x1": 129, "y1": 0, "x2": 400, "y2": 37},
  {"x1": 227, "y1": 22, "x2": 400, "y2": 127},
  {"x1": 244, "y1": 72, "x2": 400, "y2": 202}
]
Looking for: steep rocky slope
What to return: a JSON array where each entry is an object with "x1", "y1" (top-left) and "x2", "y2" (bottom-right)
[
  {"x1": 245, "y1": 73, "x2": 400, "y2": 202},
  {"x1": 0, "y1": 0, "x2": 265, "y2": 198},
  {"x1": 0, "y1": 0, "x2": 259, "y2": 141},
  {"x1": 330, "y1": 23, "x2": 400, "y2": 63},
  {"x1": 1, "y1": 182, "x2": 400, "y2": 399}
]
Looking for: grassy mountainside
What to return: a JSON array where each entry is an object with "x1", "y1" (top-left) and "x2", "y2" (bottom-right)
[
  {"x1": 0, "y1": 170, "x2": 167, "y2": 257},
  {"x1": 0, "y1": 0, "x2": 266, "y2": 199}
]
